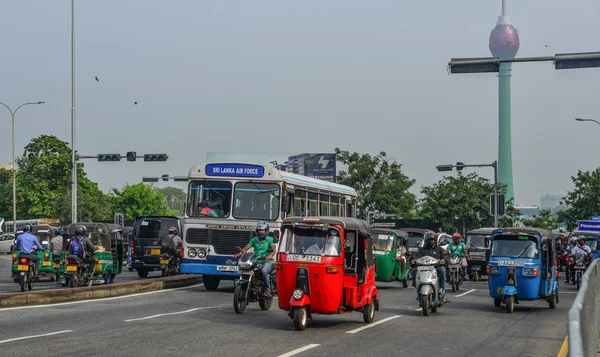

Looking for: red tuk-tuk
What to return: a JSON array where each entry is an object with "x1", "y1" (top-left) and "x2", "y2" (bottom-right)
[{"x1": 274, "y1": 217, "x2": 379, "y2": 331}]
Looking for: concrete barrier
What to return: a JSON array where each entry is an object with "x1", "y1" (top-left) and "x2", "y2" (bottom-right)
[
  {"x1": 568, "y1": 260, "x2": 600, "y2": 357},
  {"x1": 0, "y1": 274, "x2": 203, "y2": 307}
]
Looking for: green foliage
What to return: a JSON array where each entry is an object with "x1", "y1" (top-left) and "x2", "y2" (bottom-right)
[
  {"x1": 155, "y1": 187, "x2": 186, "y2": 216},
  {"x1": 334, "y1": 148, "x2": 416, "y2": 219},
  {"x1": 558, "y1": 168, "x2": 600, "y2": 230},
  {"x1": 0, "y1": 168, "x2": 12, "y2": 219},
  {"x1": 521, "y1": 209, "x2": 557, "y2": 230},
  {"x1": 110, "y1": 183, "x2": 177, "y2": 220}
]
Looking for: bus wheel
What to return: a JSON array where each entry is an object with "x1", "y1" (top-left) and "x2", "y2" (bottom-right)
[{"x1": 203, "y1": 275, "x2": 220, "y2": 290}]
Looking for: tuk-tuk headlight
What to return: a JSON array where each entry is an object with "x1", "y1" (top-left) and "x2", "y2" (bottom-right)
[
  {"x1": 521, "y1": 267, "x2": 539, "y2": 277},
  {"x1": 293, "y1": 289, "x2": 304, "y2": 300},
  {"x1": 490, "y1": 266, "x2": 500, "y2": 275},
  {"x1": 197, "y1": 248, "x2": 207, "y2": 259},
  {"x1": 188, "y1": 248, "x2": 197, "y2": 258}
]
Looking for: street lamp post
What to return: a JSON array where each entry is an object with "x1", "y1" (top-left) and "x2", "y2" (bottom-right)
[
  {"x1": 575, "y1": 118, "x2": 600, "y2": 126},
  {"x1": 0, "y1": 101, "x2": 45, "y2": 234}
]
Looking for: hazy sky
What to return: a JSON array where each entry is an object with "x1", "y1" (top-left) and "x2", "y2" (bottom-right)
[{"x1": 1, "y1": 0, "x2": 599, "y2": 206}]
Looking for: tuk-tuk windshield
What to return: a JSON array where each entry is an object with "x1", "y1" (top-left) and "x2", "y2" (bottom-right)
[
  {"x1": 408, "y1": 236, "x2": 423, "y2": 248},
  {"x1": 491, "y1": 234, "x2": 539, "y2": 259},
  {"x1": 373, "y1": 234, "x2": 394, "y2": 252},
  {"x1": 466, "y1": 234, "x2": 491, "y2": 249},
  {"x1": 282, "y1": 226, "x2": 341, "y2": 256}
]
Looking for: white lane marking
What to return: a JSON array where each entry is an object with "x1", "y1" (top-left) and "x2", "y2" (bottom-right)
[
  {"x1": 414, "y1": 308, "x2": 422, "y2": 311},
  {"x1": 560, "y1": 291, "x2": 577, "y2": 294},
  {"x1": 125, "y1": 306, "x2": 220, "y2": 322},
  {"x1": 0, "y1": 330, "x2": 72, "y2": 344},
  {"x1": 455, "y1": 289, "x2": 476, "y2": 297},
  {"x1": 277, "y1": 344, "x2": 321, "y2": 357},
  {"x1": 0, "y1": 255, "x2": 12, "y2": 260},
  {"x1": 0, "y1": 283, "x2": 204, "y2": 312},
  {"x1": 346, "y1": 315, "x2": 401, "y2": 334}
]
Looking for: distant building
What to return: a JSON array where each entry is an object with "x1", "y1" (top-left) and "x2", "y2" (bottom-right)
[{"x1": 515, "y1": 205, "x2": 540, "y2": 219}]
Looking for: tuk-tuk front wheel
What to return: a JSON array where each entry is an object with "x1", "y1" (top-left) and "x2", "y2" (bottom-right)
[
  {"x1": 505, "y1": 296, "x2": 515, "y2": 313},
  {"x1": 548, "y1": 294, "x2": 557, "y2": 309},
  {"x1": 293, "y1": 306, "x2": 308, "y2": 331},
  {"x1": 363, "y1": 301, "x2": 375, "y2": 323}
]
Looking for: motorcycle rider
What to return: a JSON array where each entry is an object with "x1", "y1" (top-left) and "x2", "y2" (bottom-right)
[
  {"x1": 68, "y1": 225, "x2": 96, "y2": 275},
  {"x1": 446, "y1": 233, "x2": 468, "y2": 282},
  {"x1": 15, "y1": 224, "x2": 43, "y2": 277},
  {"x1": 162, "y1": 227, "x2": 183, "y2": 255},
  {"x1": 570, "y1": 235, "x2": 594, "y2": 260},
  {"x1": 564, "y1": 236, "x2": 577, "y2": 282},
  {"x1": 233, "y1": 221, "x2": 276, "y2": 297},
  {"x1": 411, "y1": 232, "x2": 448, "y2": 295}
]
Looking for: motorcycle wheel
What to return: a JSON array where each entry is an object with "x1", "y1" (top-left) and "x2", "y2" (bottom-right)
[
  {"x1": 293, "y1": 306, "x2": 308, "y2": 331},
  {"x1": 473, "y1": 271, "x2": 479, "y2": 282},
  {"x1": 233, "y1": 284, "x2": 248, "y2": 314},
  {"x1": 421, "y1": 295, "x2": 431, "y2": 316},
  {"x1": 259, "y1": 296, "x2": 273, "y2": 311},
  {"x1": 363, "y1": 301, "x2": 375, "y2": 323},
  {"x1": 505, "y1": 296, "x2": 515, "y2": 313},
  {"x1": 19, "y1": 276, "x2": 25, "y2": 292},
  {"x1": 161, "y1": 269, "x2": 166, "y2": 277},
  {"x1": 69, "y1": 275, "x2": 75, "y2": 288},
  {"x1": 402, "y1": 279, "x2": 408, "y2": 288},
  {"x1": 27, "y1": 278, "x2": 32, "y2": 291},
  {"x1": 451, "y1": 279, "x2": 457, "y2": 293}
]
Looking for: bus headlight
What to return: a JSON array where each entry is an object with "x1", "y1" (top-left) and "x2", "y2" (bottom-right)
[
  {"x1": 197, "y1": 248, "x2": 207, "y2": 259},
  {"x1": 188, "y1": 248, "x2": 197, "y2": 258}
]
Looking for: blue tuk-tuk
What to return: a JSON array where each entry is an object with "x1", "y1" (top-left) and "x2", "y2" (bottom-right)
[
  {"x1": 571, "y1": 231, "x2": 600, "y2": 259},
  {"x1": 487, "y1": 228, "x2": 558, "y2": 313}
]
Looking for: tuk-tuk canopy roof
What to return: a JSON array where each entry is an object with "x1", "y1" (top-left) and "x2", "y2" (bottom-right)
[
  {"x1": 372, "y1": 228, "x2": 409, "y2": 239},
  {"x1": 283, "y1": 217, "x2": 372, "y2": 235},
  {"x1": 492, "y1": 227, "x2": 554, "y2": 240},
  {"x1": 401, "y1": 228, "x2": 435, "y2": 235},
  {"x1": 32, "y1": 225, "x2": 56, "y2": 238},
  {"x1": 65, "y1": 222, "x2": 122, "y2": 235},
  {"x1": 466, "y1": 227, "x2": 497, "y2": 235}
]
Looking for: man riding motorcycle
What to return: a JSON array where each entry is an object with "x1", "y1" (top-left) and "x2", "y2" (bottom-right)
[
  {"x1": 446, "y1": 233, "x2": 468, "y2": 282},
  {"x1": 564, "y1": 236, "x2": 577, "y2": 282},
  {"x1": 68, "y1": 225, "x2": 96, "y2": 275},
  {"x1": 234, "y1": 221, "x2": 276, "y2": 297},
  {"x1": 162, "y1": 227, "x2": 183, "y2": 255},
  {"x1": 15, "y1": 224, "x2": 43, "y2": 277},
  {"x1": 411, "y1": 232, "x2": 448, "y2": 294},
  {"x1": 570, "y1": 235, "x2": 594, "y2": 260}
]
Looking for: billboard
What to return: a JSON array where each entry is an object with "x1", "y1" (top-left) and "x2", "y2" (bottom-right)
[
  {"x1": 578, "y1": 220, "x2": 600, "y2": 232},
  {"x1": 303, "y1": 154, "x2": 336, "y2": 182}
]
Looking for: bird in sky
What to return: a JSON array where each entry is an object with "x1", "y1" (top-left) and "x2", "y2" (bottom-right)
[
  {"x1": 134, "y1": 102, "x2": 138, "y2": 105},
  {"x1": 545, "y1": 45, "x2": 549, "y2": 47},
  {"x1": 95, "y1": 76, "x2": 99, "y2": 81}
]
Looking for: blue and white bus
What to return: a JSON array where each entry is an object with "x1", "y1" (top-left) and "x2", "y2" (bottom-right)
[{"x1": 181, "y1": 162, "x2": 358, "y2": 290}]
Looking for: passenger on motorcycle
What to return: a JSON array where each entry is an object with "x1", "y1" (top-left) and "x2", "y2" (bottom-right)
[
  {"x1": 446, "y1": 233, "x2": 468, "y2": 282},
  {"x1": 15, "y1": 224, "x2": 43, "y2": 276},
  {"x1": 68, "y1": 225, "x2": 96, "y2": 275},
  {"x1": 570, "y1": 236, "x2": 594, "y2": 260},
  {"x1": 234, "y1": 221, "x2": 276, "y2": 297},
  {"x1": 411, "y1": 232, "x2": 448, "y2": 293},
  {"x1": 162, "y1": 227, "x2": 183, "y2": 255},
  {"x1": 49, "y1": 228, "x2": 64, "y2": 262}
]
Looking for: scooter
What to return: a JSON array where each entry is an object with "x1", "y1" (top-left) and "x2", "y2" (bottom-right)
[{"x1": 414, "y1": 255, "x2": 447, "y2": 316}]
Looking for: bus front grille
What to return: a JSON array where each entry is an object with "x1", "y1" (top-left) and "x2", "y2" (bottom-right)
[{"x1": 185, "y1": 228, "x2": 253, "y2": 255}]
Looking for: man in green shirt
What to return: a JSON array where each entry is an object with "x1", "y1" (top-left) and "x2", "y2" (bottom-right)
[
  {"x1": 446, "y1": 233, "x2": 469, "y2": 282},
  {"x1": 234, "y1": 221, "x2": 276, "y2": 296}
]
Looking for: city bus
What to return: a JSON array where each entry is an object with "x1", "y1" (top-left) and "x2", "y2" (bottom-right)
[
  {"x1": 3, "y1": 218, "x2": 61, "y2": 234},
  {"x1": 181, "y1": 162, "x2": 358, "y2": 290}
]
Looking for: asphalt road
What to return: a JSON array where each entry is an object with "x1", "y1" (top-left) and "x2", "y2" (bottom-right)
[
  {"x1": 0, "y1": 254, "x2": 161, "y2": 293},
  {"x1": 0, "y1": 273, "x2": 577, "y2": 357}
]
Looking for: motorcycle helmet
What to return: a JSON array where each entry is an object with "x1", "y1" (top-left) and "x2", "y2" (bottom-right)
[
  {"x1": 256, "y1": 221, "x2": 269, "y2": 238},
  {"x1": 75, "y1": 225, "x2": 86, "y2": 236},
  {"x1": 570, "y1": 237, "x2": 577, "y2": 245},
  {"x1": 577, "y1": 235, "x2": 586, "y2": 245},
  {"x1": 23, "y1": 224, "x2": 32, "y2": 233},
  {"x1": 452, "y1": 232, "x2": 461, "y2": 242},
  {"x1": 169, "y1": 227, "x2": 178, "y2": 235},
  {"x1": 424, "y1": 232, "x2": 436, "y2": 248}
]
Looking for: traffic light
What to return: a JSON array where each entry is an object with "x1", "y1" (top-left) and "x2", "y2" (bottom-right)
[
  {"x1": 436, "y1": 164, "x2": 453, "y2": 172},
  {"x1": 126, "y1": 151, "x2": 137, "y2": 162},
  {"x1": 98, "y1": 154, "x2": 121, "y2": 161},
  {"x1": 114, "y1": 213, "x2": 124, "y2": 226},
  {"x1": 144, "y1": 154, "x2": 168, "y2": 162},
  {"x1": 456, "y1": 162, "x2": 465, "y2": 171}
]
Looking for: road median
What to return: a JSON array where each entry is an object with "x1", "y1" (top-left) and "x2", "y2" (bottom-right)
[{"x1": 0, "y1": 274, "x2": 203, "y2": 307}]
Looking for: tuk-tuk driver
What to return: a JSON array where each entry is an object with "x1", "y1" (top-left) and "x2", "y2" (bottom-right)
[
  {"x1": 570, "y1": 236, "x2": 594, "y2": 260},
  {"x1": 411, "y1": 232, "x2": 448, "y2": 293},
  {"x1": 234, "y1": 221, "x2": 276, "y2": 297},
  {"x1": 446, "y1": 233, "x2": 468, "y2": 282}
]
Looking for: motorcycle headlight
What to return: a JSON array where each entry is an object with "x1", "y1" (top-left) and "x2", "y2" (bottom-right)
[
  {"x1": 187, "y1": 248, "x2": 197, "y2": 258},
  {"x1": 576, "y1": 259, "x2": 583, "y2": 266},
  {"x1": 238, "y1": 261, "x2": 252, "y2": 269},
  {"x1": 197, "y1": 248, "x2": 207, "y2": 259},
  {"x1": 293, "y1": 289, "x2": 304, "y2": 300}
]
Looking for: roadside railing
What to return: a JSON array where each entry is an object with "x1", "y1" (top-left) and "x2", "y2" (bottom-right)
[{"x1": 568, "y1": 259, "x2": 600, "y2": 357}]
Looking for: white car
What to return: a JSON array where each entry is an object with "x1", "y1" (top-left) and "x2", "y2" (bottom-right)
[{"x1": 0, "y1": 233, "x2": 15, "y2": 253}]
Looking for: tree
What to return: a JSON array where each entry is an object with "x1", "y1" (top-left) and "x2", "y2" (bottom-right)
[
  {"x1": 419, "y1": 172, "x2": 518, "y2": 234},
  {"x1": 558, "y1": 168, "x2": 600, "y2": 230},
  {"x1": 521, "y1": 209, "x2": 557, "y2": 230},
  {"x1": 155, "y1": 187, "x2": 186, "y2": 216},
  {"x1": 110, "y1": 183, "x2": 177, "y2": 219},
  {"x1": 334, "y1": 148, "x2": 416, "y2": 219},
  {"x1": 0, "y1": 168, "x2": 12, "y2": 220}
]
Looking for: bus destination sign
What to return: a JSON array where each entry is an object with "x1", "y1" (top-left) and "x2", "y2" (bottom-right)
[{"x1": 205, "y1": 164, "x2": 265, "y2": 178}]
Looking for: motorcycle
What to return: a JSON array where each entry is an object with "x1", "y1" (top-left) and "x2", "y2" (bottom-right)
[
  {"x1": 571, "y1": 253, "x2": 590, "y2": 291},
  {"x1": 232, "y1": 251, "x2": 277, "y2": 314},
  {"x1": 160, "y1": 253, "x2": 180, "y2": 277},
  {"x1": 414, "y1": 255, "x2": 447, "y2": 316},
  {"x1": 447, "y1": 253, "x2": 464, "y2": 292},
  {"x1": 64, "y1": 255, "x2": 98, "y2": 287},
  {"x1": 16, "y1": 255, "x2": 35, "y2": 292}
]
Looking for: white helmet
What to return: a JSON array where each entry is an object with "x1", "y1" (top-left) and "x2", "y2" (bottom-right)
[{"x1": 570, "y1": 237, "x2": 577, "y2": 245}]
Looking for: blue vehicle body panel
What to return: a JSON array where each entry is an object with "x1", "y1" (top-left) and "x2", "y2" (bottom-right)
[
  {"x1": 502, "y1": 285, "x2": 517, "y2": 296},
  {"x1": 488, "y1": 260, "x2": 545, "y2": 300},
  {"x1": 180, "y1": 255, "x2": 240, "y2": 278}
]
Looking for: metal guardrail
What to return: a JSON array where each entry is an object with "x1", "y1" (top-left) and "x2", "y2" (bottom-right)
[{"x1": 568, "y1": 259, "x2": 600, "y2": 357}]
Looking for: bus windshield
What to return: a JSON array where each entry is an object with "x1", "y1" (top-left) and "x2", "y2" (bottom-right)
[
  {"x1": 373, "y1": 233, "x2": 394, "y2": 251},
  {"x1": 187, "y1": 180, "x2": 232, "y2": 218},
  {"x1": 233, "y1": 182, "x2": 280, "y2": 221},
  {"x1": 491, "y1": 234, "x2": 539, "y2": 259},
  {"x1": 281, "y1": 226, "x2": 341, "y2": 256}
]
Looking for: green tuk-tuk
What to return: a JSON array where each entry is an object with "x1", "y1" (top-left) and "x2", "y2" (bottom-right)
[
  {"x1": 11, "y1": 226, "x2": 58, "y2": 283},
  {"x1": 373, "y1": 229, "x2": 411, "y2": 287},
  {"x1": 57, "y1": 223, "x2": 124, "y2": 286}
]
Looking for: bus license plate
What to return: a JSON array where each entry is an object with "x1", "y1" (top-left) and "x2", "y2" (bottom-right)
[
  {"x1": 216, "y1": 265, "x2": 238, "y2": 272},
  {"x1": 17, "y1": 265, "x2": 29, "y2": 271},
  {"x1": 66, "y1": 265, "x2": 77, "y2": 272},
  {"x1": 160, "y1": 259, "x2": 169, "y2": 265},
  {"x1": 151, "y1": 249, "x2": 161, "y2": 256}
]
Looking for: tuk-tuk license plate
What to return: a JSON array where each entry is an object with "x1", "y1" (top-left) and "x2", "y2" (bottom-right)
[
  {"x1": 497, "y1": 260, "x2": 526, "y2": 267},
  {"x1": 17, "y1": 265, "x2": 29, "y2": 271},
  {"x1": 42, "y1": 262, "x2": 52, "y2": 267},
  {"x1": 151, "y1": 249, "x2": 161, "y2": 256},
  {"x1": 217, "y1": 265, "x2": 238, "y2": 272},
  {"x1": 160, "y1": 259, "x2": 169, "y2": 265},
  {"x1": 287, "y1": 254, "x2": 321, "y2": 263},
  {"x1": 94, "y1": 264, "x2": 102, "y2": 271},
  {"x1": 66, "y1": 265, "x2": 78, "y2": 272}
]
